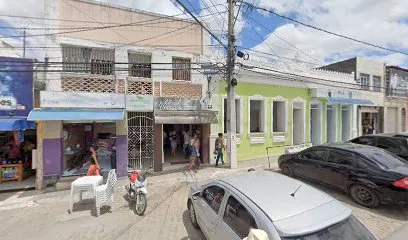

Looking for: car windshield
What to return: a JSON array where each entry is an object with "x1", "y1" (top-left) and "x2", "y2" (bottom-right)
[
  {"x1": 281, "y1": 216, "x2": 376, "y2": 240},
  {"x1": 364, "y1": 150, "x2": 408, "y2": 169}
]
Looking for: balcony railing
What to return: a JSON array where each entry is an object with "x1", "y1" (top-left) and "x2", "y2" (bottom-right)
[{"x1": 386, "y1": 88, "x2": 408, "y2": 98}]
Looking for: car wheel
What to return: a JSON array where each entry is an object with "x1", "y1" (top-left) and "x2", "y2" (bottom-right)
[
  {"x1": 350, "y1": 184, "x2": 380, "y2": 208},
  {"x1": 188, "y1": 201, "x2": 199, "y2": 229},
  {"x1": 281, "y1": 163, "x2": 295, "y2": 177}
]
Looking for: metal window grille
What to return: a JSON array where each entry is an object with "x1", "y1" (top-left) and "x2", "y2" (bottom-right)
[
  {"x1": 172, "y1": 57, "x2": 191, "y2": 81},
  {"x1": 360, "y1": 75, "x2": 369, "y2": 90},
  {"x1": 373, "y1": 76, "x2": 381, "y2": 92},
  {"x1": 128, "y1": 53, "x2": 151, "y2": 78},
  {"x1": 62, "y1": 46, "x2": 115, "y2": 75}
]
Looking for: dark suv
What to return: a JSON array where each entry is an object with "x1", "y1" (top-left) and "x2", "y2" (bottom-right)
[{"x1": 349, "y1": 134, "x2": 408, "y2": 160}]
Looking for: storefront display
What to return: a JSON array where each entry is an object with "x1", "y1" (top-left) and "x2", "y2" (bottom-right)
[{"x1": 62, "y1": 122, "x2": 116, "y2": 176}]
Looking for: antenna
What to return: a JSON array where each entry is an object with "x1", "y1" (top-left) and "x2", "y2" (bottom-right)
[{"x1": 290, "y1": 185, "x2": 302, "y2": 198}]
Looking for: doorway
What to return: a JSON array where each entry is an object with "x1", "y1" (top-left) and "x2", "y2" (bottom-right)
[
  {"x1": 293, "y1": 101, "x2": 305, "y2": 145},
  {"x1": 163, "y1": 124, "x2": 203, "y2": 164},
  {"x1": 342, "y1": 105, "x2": 351, "y2": 141},
  {"x1": 327, "y1": 105, "x2": 337, "y2": 143},
  {"x1": 310, "y1": 103, "x2": 322, "y2": 146},
  {"x1": 402, "y1": 108, "x2": 406, "y2": 132}
]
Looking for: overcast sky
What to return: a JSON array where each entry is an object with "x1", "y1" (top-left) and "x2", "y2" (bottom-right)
[{"x1": 0, "y1": 0, "x2": 407, "y2": 67}]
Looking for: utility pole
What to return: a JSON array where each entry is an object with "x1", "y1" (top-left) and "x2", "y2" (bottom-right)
[
  {"x1": 226, "y1": 0, "x2": 237, "y2": 169},
  {"x1": 23, "y1": 28, "x2": 26, "y2": 58}
]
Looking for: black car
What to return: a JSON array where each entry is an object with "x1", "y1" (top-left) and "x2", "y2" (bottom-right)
[
  {"x1": 278, "y1": 143, "x2": 408, "y2": 208},
  {"x1": 349, "y1": 134, "x2": 408, "y2": 160}
]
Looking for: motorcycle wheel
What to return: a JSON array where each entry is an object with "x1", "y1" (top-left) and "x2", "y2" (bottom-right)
[{"x1": 135, "y1": 192, "x2": 147, "y2": 216}]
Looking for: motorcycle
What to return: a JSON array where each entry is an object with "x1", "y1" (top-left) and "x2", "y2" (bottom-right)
[{"x1": 126, "y1": 165, "x2": 150, "y2": 216}]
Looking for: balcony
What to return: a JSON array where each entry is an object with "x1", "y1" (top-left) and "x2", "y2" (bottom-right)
[{"x1": 386, "y1": 88, "x2": 408, "y2": 98}]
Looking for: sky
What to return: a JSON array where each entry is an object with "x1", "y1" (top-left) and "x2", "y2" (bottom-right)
[{"x1": 0, "y1": 0, "x2": 407, "y2": 67}]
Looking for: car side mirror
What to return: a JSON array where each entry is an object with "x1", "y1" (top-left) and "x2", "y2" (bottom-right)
[
  {"x1": 243, "y1": 229, "x2": 269, "y2": 240},
  {"x1": 192, "y1": 191, "x2": 201, "y2": 200}
]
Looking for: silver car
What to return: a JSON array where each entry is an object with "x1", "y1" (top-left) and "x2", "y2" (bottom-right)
[{"x1": 187, "y1": 171, "x2": 377, "y2": 240}]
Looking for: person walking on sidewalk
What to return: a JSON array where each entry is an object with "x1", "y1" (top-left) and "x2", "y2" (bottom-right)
[
  {"x1": 188, "y1": 134, "x2": 200, "y2": 172},
  {"x1": 214, "y1": 133, "x2": 225, "y2": 166}
]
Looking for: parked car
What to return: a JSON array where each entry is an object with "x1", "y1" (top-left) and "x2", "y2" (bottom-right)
[
  {"x1": 187, "y1": 171, "x2": 377, "y2": 240},
  {"x1": 278, "y1": 143, "x2": 408, "y2": 208},
  {"x1": 349, "y1": 134, "x2": 408, "y2": 160}
]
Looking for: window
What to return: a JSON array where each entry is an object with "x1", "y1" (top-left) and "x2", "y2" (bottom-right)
[
  {"x1": 223, "y1": 98, "x2": 241, "y2": 134},
  {"x1": 360, "y1": 74, "x2": 369, "y2": 90},
  {"x1": 62, "y1": 46, "x2": 114, "y2": 75},
  {"x1": 202, "y1": 185, "x2": 225, "y2": 213},
  {"x1": 373, "y1": 75, "x2": 381, "y2": 92},
  {"x1": 272, "y1": 100, "x2": 287, "y2": 132},
  {"x1": 249, "y1": 99, "x2": 265, "y2": 133},
  {"x1": 172, "y1": 57, "x2": 191, "y2": 81},
  {"x1": 128, "y1": 53, "x2": 151, "y2": 78},
  {"x1": 301, "y1": 148, "x2": 328, "y2": 161},
  {"x1": 281, "y1": 216, "x2": 376, "y2": 240},
  {"x1": 223, "y1": 196, "x2": 257, "y2": 238},
  {"x1": 327, "y1": 150, "x2": 354, "y2": 166}
]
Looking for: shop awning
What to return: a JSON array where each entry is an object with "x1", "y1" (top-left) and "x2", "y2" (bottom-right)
[
  {"x1": 27, "y1": 109, "x2": 125, "y2": 121},
  {"x1": 0, "y1": 118, "x2": 36, "y2": 131},
  {"x1": 154, "y1": 110, "x2": 218, "y2": 124},
  {"x1": 327, "y1": 98, "x2": 374, "y2": 105}
]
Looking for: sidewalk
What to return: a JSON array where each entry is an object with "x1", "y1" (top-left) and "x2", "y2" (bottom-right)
[
  {"x1": 384, "y1": 222, "x2": 408, "y2": 240},
  {"x1": 0, "y1": 156, "x2": 280, "y2": 211}
]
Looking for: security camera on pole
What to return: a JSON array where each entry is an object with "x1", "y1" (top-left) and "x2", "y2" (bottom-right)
[{"x1": 226, "y1": 0, "x2": 237, "y2": 169}]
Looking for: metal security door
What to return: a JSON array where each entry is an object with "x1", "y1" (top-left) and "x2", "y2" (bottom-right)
[{"x1": 127, "y1": 112, "x2": 154, "y2": 170}]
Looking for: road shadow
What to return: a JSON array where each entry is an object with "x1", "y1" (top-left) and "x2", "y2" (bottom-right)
[
  {"x1": 68, "y1": 198, "x2": 112, "y2": 217},
  {"x1": 181, "y1": 210, "x2": 205, "y2": 240},
  {"x1": 276, "y1": 170, "x2": 408, "y2": 221}
]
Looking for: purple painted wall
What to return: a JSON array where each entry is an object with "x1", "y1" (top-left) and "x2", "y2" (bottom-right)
[
  {"x1": 116, "y1": 135, "x2": 128, "y2": 178},
  {"x1": 43, "y1": 138, "x2": 63, "y2": 176}
]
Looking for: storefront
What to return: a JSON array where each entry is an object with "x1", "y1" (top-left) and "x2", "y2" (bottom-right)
[
  {"x1": 153, "y1": 97, "x2": 217, "y2": 171},
  {"x1": 30, "y1": 90, "x2": 130, "y2": 183},
  {"x1": 310, "y1": 88, "x2": 374, "y2": 143},
  {"x1": 0, "y1": 57, "x2": 36, "y2": 190}
]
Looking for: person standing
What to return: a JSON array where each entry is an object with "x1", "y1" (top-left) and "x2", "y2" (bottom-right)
[
  {"x1": 214, "y1": 133, "x2": 225, "y2": 166},
  {"x1": 183, "y1": 130, "x2": 190, "y2": 159},
  {"x1": 189, "y1": 134, "x2": 200, "y2": 172},
  {"x1": 170, "y1": 136, "x2": 177, "y2": 157}
]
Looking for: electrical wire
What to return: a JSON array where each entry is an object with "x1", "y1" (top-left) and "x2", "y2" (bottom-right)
[
  {"x1": 245, "y1": 14, "x2": 324, "y2": 65},
  {"x1": 173, "y1": 0, "x2": 227, "y2": 49},
  {"x1": 242, "y1": 1, "x2": 408, "y2": 56},
  {"x1": 0, "y1": 9, "x2": 224, "y2": 39},
  {"x1": 238, "y1": 63, "x2": 390, "y2": 92},
  {"x1": 0, "y1": 4, "x2": 225, "y2": 25}
]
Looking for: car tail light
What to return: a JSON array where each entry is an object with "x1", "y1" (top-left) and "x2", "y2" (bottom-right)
[{"x1": 393, "y1": 177, "x2": 408, "y2": 189}]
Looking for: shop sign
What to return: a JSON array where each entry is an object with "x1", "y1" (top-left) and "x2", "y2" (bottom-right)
[
  {"x1": 154, "y1": 97, "x2": 206, "y2": 111},
  {"x1": 0, "y1": 57, "x2": 33, "y2": 117},
  {"x1": 126, "y1": 95, "x2": 154, "y2": 112},
  {"x1": 41, "y1": 91, "x2": 125, "y2": 109},
  {"x1": 311, "y1": 88, "x2": 361, "y2": 99}
]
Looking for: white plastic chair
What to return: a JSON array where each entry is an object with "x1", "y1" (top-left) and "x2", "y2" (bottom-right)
[{"x1": 95, "y1": 169, "x2": 117, "y2": 217}]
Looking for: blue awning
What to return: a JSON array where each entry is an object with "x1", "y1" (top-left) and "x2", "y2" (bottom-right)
[
  {"x1": 0, "y1": 118, "x2": 36, "y2": 131},
  {"x1": 327, "y1": 98, "x2": 374, "y2": 105},
  {"x1": 27, "y1": 109, "x2": 125, "y2": 121}
]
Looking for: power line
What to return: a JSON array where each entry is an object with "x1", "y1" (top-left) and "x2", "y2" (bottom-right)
[
  {"x1": 236, "y1": 46, "x2": 321, "y2": 66},
  {"x1": 239, "y1": 63, "x2": 390, "y2": 92},
  {"x1": 245, "y1": 14, "x2": 324, "y2": 65},
  {"x1": 0, "y1": 11, "x2": 222, "y2": 40},
  {"x1": 242, "y1": 2, "x2": 408, "y2": 56},
  {"x1": 0, "y1": 4, "x2": 225, "y2": 25},
  {"x1": 173, "y1": 0, "x2": 227, "y2": 49}
]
